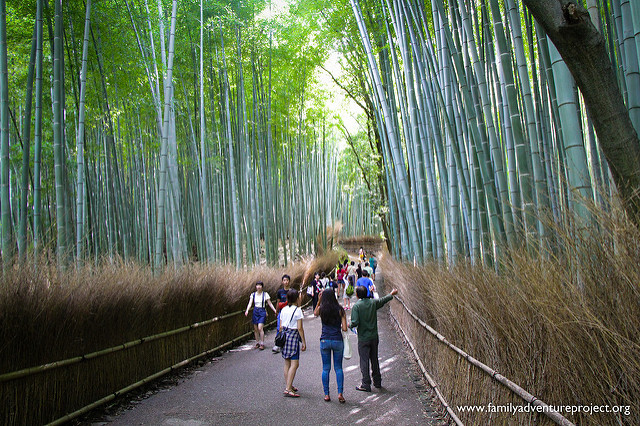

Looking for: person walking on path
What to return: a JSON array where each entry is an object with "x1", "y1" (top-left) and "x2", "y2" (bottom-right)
[
  {"x1": 273, "y1": 274, "x2": 292, "y2": 353},
  {"x1": 280, "y1": 289, "x2": 306, "y2": 397},
  {"x1": 336, "y1": 261, "x2": 347, "y2": 300},
  {"x1": 357, "y1": 270, "x2": 376, "y2": 298},
  {"x1": 314, "y1": 288, "x2": 347, "y2": 403},
  {"x1": 346, "y1": 261, "x2": 357, "y2": 291},
  {"x1": 244, "y1": 281, "x2": 277, "y2": 350},
  {"x1": 349, "y1": 286, "x2": 398, "y2": 392},
  {"x1": 368, "y1": 255, "x2": 377, "y2": 281},
  {"x1": 363, "y1": 261, "x2": 374, "y2": 282},
  {"x1": 310, "y1": 272, "x2": 323, "y2": 313}
]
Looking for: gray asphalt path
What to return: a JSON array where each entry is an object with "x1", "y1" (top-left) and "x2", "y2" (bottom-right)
[{"x1": 96, "y1": 280, "x2": 440, "y2": 425}]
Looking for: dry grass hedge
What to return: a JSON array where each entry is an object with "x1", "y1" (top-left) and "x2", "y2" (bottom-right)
[
  {"x1": 0, "y1": 253, "x2": 339, "y2": 425},
  {"x1": 384, "y1": 212, "x2": 639, "y2": 425}
]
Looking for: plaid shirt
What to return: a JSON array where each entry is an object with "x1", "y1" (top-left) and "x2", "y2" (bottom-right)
[
  {"x1": 280, "y1": 306, "x2": 301, "y2": 359},
  {"x1": 281, "y1": 328, "x2": 301, "y2": 359}
]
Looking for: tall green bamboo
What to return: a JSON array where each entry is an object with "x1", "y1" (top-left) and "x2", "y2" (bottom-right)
[
  {"x1": 153, "y1": 0, "x2": 178, "y2": 270},
  {"x1": 52, "y1": 0, "x2": 66, "y2": 267},
  {"x1": 17, "y1": 22, "x2": 37, "y2": 262},
  {"x1": 75, "y1": 0, "x2": 91, "y2": 265},
  {"x1": 32, "y1": 0, "x2": 43, "y2": 262},
  {"x1": 351, "y1": 0, "x2": 422, "y2": 262},
  {"x1": 0, "y1": 0, "x2": 9, "y2": 267},
  {"x1": 199, "y1": 0, "x2": 214, "y2": 262}
]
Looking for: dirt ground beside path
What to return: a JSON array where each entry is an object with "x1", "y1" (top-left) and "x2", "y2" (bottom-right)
[{"x1": 89, "y1": 277, "x2": 447, "y2": 425}]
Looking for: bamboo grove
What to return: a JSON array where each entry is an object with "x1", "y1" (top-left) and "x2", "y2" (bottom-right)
[
  {"x1": 0, "y1": 0, "x2": 384, "y2": 270},
  {"x1": 323, "y1": 0, "x2": 640, "y2": 266}
]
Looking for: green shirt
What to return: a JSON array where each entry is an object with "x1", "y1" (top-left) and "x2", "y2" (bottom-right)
[{"x1": 349, "y1": 294, "x2": 394, "y2": 342}]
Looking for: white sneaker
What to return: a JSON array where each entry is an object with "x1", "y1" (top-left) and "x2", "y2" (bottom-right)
[{"x1": 272, "y1": 346, "x2": 281, "y2": 353}]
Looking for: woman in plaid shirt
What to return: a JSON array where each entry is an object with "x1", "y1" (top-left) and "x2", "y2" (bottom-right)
[{"x1": 280, "y1": 289, "x2": 306, "y2": 397}]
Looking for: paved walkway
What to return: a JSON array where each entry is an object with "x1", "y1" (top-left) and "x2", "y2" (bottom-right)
[{"x1": 92, "y1": 278, "x2": 442, "y2": 425}]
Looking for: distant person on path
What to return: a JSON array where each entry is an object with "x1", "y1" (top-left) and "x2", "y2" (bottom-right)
[
  {"x1": 363, "y1": 261, "x2": 374, "y2": 282},
  {"x1": 320, "y1": 271, "x2": 330, "y2": 289},
  {"x1": 347, "y1": 261, "x2": 357, "y2": 288},
  {"x1": 368, "y1": 255, "x2": 377, "y2": 281},
  {"x1": 244, "y1": 281, "x2": 277, "y2": 350},
  {"x1": 336, "y1": 261, "x2": 347, "y2": 300},
  {"x1": 273, "y1": 274, "x2": 292, "y2": 353},
  {"x1": 280, "y1": 289, "x2": 306, "y2": 397},
  {"x1": 349, "y1": 286, "x2": 398, "y2": 392},
  {"x1": 357, "y1": 270, "x2": 376, "y2": 298},
  {"x1": 358, "y1": 246, "x2": 366, "y2": 263},
  {"x1": 314, "y1": 288, "x2": 348, "y2": 403},
  {"x1": 310, "y1": 272, "x2": 323, "y2": 313}
]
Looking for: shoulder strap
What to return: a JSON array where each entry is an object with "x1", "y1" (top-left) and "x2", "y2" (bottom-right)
[{"x1": 286, "y1": 307, "x2": 298, "y2": 328}]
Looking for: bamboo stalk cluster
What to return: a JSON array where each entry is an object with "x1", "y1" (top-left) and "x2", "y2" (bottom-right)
[
  {"x1": 0, "y1": 0, "x2": 383, "y2": 271},
  {"x1": 347, "y1": 0, "x2": 640, "y2": 265}
]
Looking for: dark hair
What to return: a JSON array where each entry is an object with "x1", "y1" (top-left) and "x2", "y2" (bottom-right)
[
  {"x1": 315, "y1": 271, "x2": 320, "y2": 278},
  {"x1": 318, "y1": 288, "x2": 344, "y2": 325},
  {"x1": 321, "y1": 271, "x2": 326, "y2": 278},
  {"x1": 350, "y1": 261, "x2": 355, "y2": 266},
  {"x1": 355, "y1": 285, "x2": 367, "y2": 299},
  {"x1": 286, "y1": 289, "x2": 299, "y2": 305},
  {"x1": 362, "y1": 270, "x2": 369, "y2": 277},
  {"x1": 255, "y1": 281, "x2": 264, "y2": 287},
  {"x1": 282, "y1": 274, "x2": 290, "y2": 281}
]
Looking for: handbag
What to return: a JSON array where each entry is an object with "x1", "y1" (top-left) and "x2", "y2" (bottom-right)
[
  {"x1": 275, "y1": 307, "x2": 298, "y2": 347},
  {"x1": 306, "y1": 285, "x2": 313, "y2": 296},
  {"x1": 343, "y1": 331, "x2": 352, "y2": 359}
]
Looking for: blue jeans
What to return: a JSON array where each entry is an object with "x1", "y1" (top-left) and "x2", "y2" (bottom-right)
[{"x1": 320, "y1": 339, "x2": 344, "y2": 395}]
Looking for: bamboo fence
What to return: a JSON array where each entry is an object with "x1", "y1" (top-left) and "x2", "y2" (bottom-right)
[
  {"x1": 1, "y1": 307, "x2": 275, "y2": 425},
  {"x1": 389, "y1": 311, "x2": 463, "y2": 425},
  {"x1": 391, "y1": 295, "x2": 574, "y2": 426},
  {"x1": 0, "y1": 310, "x2": 245, "y2": 384}
]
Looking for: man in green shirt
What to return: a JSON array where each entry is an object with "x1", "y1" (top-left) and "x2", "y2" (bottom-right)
[{"x1": 349, "y1": 285, "x2": 398, "y2": 392}]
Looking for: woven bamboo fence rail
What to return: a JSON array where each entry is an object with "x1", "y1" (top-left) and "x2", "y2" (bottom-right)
[
  {"x1": 1, "y1": 307, "x2": 274, "y2": 425},
  {"x1": 45, "y1": 314, "x2": 278, "y2": 425},
  {"x1": 392, "y1": 296, "x2": 574, "y2": 426},
  {"x1": 389, "y1": 311, "x2": 464, "y2": 425},
  {"x1": 0, "y1": 310, "x2": 245, "y2": 383}
]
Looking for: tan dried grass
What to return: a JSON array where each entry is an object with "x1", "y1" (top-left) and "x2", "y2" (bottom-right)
[
  {"x1": 0, "y1": 253, "x2": 336, "y2": 425},
  {"x1": 384, "y1": 208, "x2": 640, "y2": 425}
]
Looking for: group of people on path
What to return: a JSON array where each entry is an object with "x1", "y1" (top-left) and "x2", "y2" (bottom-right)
[{"x1": 244, "y1": 254, "x2": 398, "y2": 403}]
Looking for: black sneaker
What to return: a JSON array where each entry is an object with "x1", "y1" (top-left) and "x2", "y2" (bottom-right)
[{"x1": 373, "y1": 383, "x2": 382, "y2": 389}]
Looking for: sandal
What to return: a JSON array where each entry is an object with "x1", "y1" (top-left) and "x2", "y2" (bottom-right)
[
  {"x1": 338, "y1": 394, "x2": 345, "y2": 404},
  {"x1": 284, "y1": 390, "x2": 300, "y2": 398},
  {"x1": 259, "y1": 344, "x2": 265, "y2": 350},
  {"x1": 324, "y1": 395, "x2": 331, "y2": 402},
  {"x1": 292, "y1": 386, "x2": 298, "y2": 392}
]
